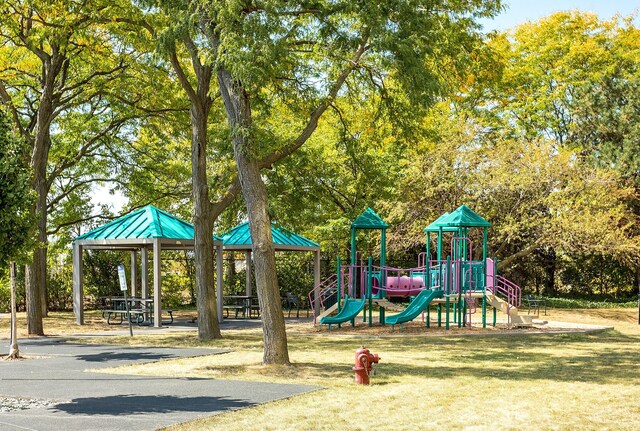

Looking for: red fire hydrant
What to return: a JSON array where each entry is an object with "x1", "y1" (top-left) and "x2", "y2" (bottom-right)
[{"x1": 353, "y1": 346, "x2": 379, "y2": 385}]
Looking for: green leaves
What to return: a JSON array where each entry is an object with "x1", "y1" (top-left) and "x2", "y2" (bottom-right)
[{"x1": 0, "y1": 111, "x2": 35, "y2": 266}]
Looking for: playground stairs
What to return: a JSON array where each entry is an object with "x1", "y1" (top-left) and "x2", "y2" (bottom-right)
[
  {"x1": 373, "y1": 298, "x2": 405, "y2": 312},
  {"x1": 486, "y1": 293, "x2": 534, "y2": 326},
  {"x1": 316, "y1": 303, "x2": 338, "y2": 320}
]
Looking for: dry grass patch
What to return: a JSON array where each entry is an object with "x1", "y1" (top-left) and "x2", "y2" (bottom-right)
[
  {"x1": 4, "y1": 307, "x2": 640, "y2": 430},
  {"x1": 88, "y1": 310, "x2": 640, "y2": 431}
]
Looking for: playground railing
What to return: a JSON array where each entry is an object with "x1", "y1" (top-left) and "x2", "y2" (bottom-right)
[
  {"x1": 308, "y1": 273, "x2": 338, "y2": 324},
  {"x1": 486, "y1": 274, "x2": 522, "y2": 310}
]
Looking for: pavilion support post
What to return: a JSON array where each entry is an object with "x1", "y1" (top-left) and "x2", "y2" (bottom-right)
[
  {"x1": 72, "y1": 242, "x2": 84, "y2": 325},
  {"x1": 245, "y1": 251, "x2": 252, "y2": 296},
  {"x1": 314, "y1": 250, "x2": 321, "y2": 317},
  {"x1": 153, "y1": 239, "x2": 162, "y2": 327},
  {"x1": 216, "y1": 243, "x2": 224, "y2": 323},
  {"x1": 130, "y1": 250, "x2": 137, "y2": 297},
  {"x1": 141, "y1": 247, "x2": 149, "y2": 299}
]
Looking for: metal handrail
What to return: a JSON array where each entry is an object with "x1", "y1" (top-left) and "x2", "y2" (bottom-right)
[{"x1": 308, "y1": 273, "x2": 338, "y2": 323}]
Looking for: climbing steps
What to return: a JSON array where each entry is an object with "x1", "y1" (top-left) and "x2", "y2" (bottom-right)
[{"x1": 486, "y1": 293, "x2": 533, "y2": 326}]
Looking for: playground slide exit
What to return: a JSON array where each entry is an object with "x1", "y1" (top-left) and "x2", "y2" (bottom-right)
[
  {"x1": 320, "y1": 297, "x2": 366, "y2": 325},
  {"x1": 385, "y1": 289, "x2": 444, "y2": 326}
]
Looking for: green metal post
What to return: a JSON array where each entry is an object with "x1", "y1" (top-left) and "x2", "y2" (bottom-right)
[
  {"x1": 482, "y1": 295, "x2": 487, "y2": 328},
  {"x1": 482, "y1": 227, "x2": 488, "y2": 327},
  {"x1": 426, "y1": 307, "x2": 430, "y2": 328},
  {"x1": 493, "y1": 307, "x2": 497, "y2": 327},
  {"x1": 437, "y1": 228, "x2": 443, "y2": 262},
  {"x1": 426, "y1": 232, "x2": 431, "y2": 260},
  {"x1": 445, "y1": 256, "x2": 450, "y2": 330},
  {"x1": 368, "y1": 256, "x2": 373, "y2": 327},
  {"x1": 381, "y1": 229, "x2": 386, "y2": 268},
  {"x1": 350, "y1": 228, "x2": 357, "y2": 298},
  {"x1": 336, "y1": 256, "x2": 342, "y2": 313},
  {"x1": 426, "y1": 232, "x2": 431, "y2": 289},
  {"x1": 437, "y1": 303, "x2": 442, "y2": 327},
  {"x1": 462, "y1": 299, "x2": 467, "y2": 327},
  {"x1": 381, "y1": 228, "x2": 387, "y2": 320},
  {"x1": 350, "y1": 229, "x2": 357, "y2": 265}
]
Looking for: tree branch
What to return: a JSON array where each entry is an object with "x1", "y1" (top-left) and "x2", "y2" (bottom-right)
[
  {"x1": 260, "y1": 30, "x2": 370, "y2": 169},
  {"x1": 0, "y1": 80, "x2": 26, "y2": 137}
]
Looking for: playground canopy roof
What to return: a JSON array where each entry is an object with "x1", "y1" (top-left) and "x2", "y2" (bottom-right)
[
  {"x1": 220, "y1": 221, "x2": 320, "y2": 251},
  {"x1": 351, "y1": 208, "x2": 389, "y2": 229},
  {"x1": 424, "y1": 212, "x2": 458, "y2": 233},
  {"x1": 75, "y1": 204, "x2": 222, "y2": 244},
  {"x1": 439, "y1": 205, "x2": 491, "y2": 228}
]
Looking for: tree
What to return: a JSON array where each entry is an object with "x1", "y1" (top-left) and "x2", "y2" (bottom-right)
[
  {"x1": 0, "y1": 110, "x2": 34, "y2": 359},
  {"x1": 386, "y1": 102, "x2": 639, "y2": 294},
  {"x1": 0, "y1": 0, "x2": 157, "y2": 333},
  {"x1": 448, "y1": 11, "x2": 640, "y2": 294},
  {"x1": 192, "y1": 0, "x2": 503, "y2": 364}
]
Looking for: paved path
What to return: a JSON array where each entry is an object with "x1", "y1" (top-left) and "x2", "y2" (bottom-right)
[{"x1": 0, "y1": 338, "x2": 317, "y2": 430}]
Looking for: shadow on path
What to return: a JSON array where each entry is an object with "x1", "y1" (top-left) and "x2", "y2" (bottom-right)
[
  {"x1": 76, "y1": 351, "x2": 175, "y2": 363},
  {"x1": 54, "y1": 394, "x2": 253, "y2": 416}
]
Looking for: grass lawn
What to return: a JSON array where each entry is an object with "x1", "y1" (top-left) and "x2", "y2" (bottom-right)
[{"x1": 3, "y1": 307, "x2": 640, "y2": 430}]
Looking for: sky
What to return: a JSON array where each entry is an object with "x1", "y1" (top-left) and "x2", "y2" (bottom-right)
[
  {"x1": 480, "y1": 0, "x2": 639, "y2": 32},
  {"x1": 91, "y1": 0, "x2": 640, "y2": 215}
]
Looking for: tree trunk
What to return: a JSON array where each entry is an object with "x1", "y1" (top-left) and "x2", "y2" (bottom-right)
[
  {"x1": 25, "y1": 65, "x2": 57, "y2": 335},
  {"x1": 191, "y1": 102, "x2": 222, "y2": 340},
  {"x1": 8, "y1": 262, "x2": 20, "y2": 359},
  {"x1": 544, "y1": 248, "x2": 556, "y2": 296},
  {"x1": 217, "y1": 68, "x2": 290, "y2": 365},
  {"x1": 185, "y1": 251, "x2": 195, "y2": 305}
]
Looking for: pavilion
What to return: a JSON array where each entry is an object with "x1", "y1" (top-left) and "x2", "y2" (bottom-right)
[
  {"x1": 72, "y1": 205, "x2": 224, "y2": 327},
  {"x1": 220, "y1": 221, "x2": 321, "y2": 297}
]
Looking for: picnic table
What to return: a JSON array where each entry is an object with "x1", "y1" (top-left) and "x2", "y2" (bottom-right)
[
  {"x1": 101, "y1": 296, "x2": 173, "y2": 325},
  {"x1": 224, "y1": 295, "x2": 260, "y2": 319}
]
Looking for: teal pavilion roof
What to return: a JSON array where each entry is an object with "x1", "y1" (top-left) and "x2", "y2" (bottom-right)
[
  {"x1": 220, "y1": 222, "x2": 319, "y2": 251},
  {"x1": 75, "y1": 205, "x2": 222, "y2": 242}
]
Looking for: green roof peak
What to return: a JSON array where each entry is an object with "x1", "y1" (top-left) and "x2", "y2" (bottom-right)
[
  {"x1": 440, "y1": 205, "x2": 491, "y2": 228},
  {"x1": 424, "y1": 212, "x2": 458, "y2": 232},
  {"x1": 351, "y1": 208, "x2": 389, "y2": 229}
]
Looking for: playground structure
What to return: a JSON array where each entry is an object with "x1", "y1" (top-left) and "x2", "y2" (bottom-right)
[{"x1": 309, "y1": 206, "x2": 533, "y2": 330}]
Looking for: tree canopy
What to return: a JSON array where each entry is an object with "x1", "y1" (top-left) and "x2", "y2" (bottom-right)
[{"x1": 1, "y1": 5, "x2": 639, "y2": 350}]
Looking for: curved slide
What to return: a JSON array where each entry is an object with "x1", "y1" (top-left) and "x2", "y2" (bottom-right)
[
  {"x1": 385, "y1": 289, "x2": 443, "y2": 326},
  {"x1": 320, "y1": 297, "x2": 366, "y2": 325}
]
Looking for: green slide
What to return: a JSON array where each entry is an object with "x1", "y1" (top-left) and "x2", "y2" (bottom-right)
[
  {"x1": 320, "y1": 297, "x2": 366, "y2": 325},
  {"x1": 385, "y1": 289, "x2": 443, "y2": 326}
]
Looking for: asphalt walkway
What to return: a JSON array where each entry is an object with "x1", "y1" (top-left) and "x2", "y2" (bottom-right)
[{"x1": 0, "y1": 338, "x2": 318, "y2": 431}]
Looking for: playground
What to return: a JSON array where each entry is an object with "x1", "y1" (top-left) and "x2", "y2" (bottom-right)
[
  {"x1": 2, "y1": 306, "x2": 639, "y2": 431},
  {"x1": 3, "y1": 207, "x2": 640, "y2": 430},
  {"x1": 311, "y1": 206, "x2": 542, "y2": 332}
]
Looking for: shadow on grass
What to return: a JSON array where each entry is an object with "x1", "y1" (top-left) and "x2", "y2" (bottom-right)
[
  {"x1": 54, "y1": 394, "x2": 253, "y2": 416},
  {"x1": 279, "y1": 331, "x2": 640, "y2": 385}
]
